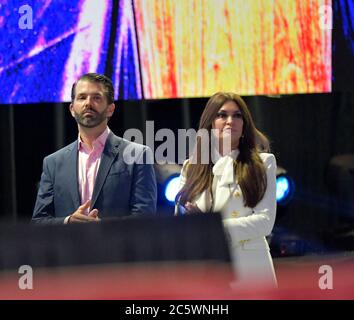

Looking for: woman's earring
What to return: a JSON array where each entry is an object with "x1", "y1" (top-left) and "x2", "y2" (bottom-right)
[{"x1": 240, "y1": 134, "x2": 244, "y2": 144}]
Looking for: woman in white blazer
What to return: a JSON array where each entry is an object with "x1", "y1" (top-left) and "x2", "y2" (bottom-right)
[{"x1": 175, "y1": 92, "x2": 277, "y2": 288}]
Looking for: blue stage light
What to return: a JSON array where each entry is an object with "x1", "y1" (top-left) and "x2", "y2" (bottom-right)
[
  {"x1": 164, "y1": 175, "x2": 181, "y2": 203},
  {"x1": 276, "y1": 174, "x2": 294, "y2": 205}
]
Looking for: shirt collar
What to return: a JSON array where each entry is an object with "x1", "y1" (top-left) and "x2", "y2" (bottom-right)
[
  {"x1": 212, "y1": 148, "x2": 239, "y2": 163},
  {"x1": 212, "y1": 148, "x2": 239, "y2": 186},
  {"x1": 78, "y1": 127, "x2": 110, "y2": 151}
]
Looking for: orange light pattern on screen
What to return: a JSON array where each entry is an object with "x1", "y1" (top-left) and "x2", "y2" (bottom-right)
[{"x1": 134, "y1": 0, "x2": 332, "y2": 98}]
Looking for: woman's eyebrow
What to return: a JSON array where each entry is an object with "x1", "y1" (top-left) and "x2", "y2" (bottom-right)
[{"x1": 218, "y1": 110, "x2": 241, "y2": 113}]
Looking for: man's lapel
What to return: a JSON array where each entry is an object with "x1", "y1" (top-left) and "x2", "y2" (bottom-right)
[
  {"x1": 66, "y1": 142, "x2": 81, "y2": 208},
  {"x1": 91, "y1": 133, "x2": 121, "y2": 208}
]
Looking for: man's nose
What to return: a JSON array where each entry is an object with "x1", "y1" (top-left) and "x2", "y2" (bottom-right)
[{"x1": 84, "y1": 96, "x2": 94, "y2": 106}]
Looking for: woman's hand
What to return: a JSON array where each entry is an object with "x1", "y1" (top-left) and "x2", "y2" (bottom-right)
[{"x1": 184, "y1": 202, "x2": 202, "y2": 214}]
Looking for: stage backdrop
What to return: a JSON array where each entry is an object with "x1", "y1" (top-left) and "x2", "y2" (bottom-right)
[{"x1": 4, "y1": 0, "x2": 354, "y2": 103}]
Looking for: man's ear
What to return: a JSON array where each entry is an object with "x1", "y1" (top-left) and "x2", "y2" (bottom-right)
[
  {"x1": 69, "y1": 103, "x2": 75, "y2": 117},
  {"x1": 108, "y1": 103, "x2": 115, "y2": 117}
]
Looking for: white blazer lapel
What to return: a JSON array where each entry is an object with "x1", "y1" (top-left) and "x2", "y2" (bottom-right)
[
  {"x1": 213, "y1": 184, "x2": 231, "y2": 213},
  {"x1": 212, "y1": 154, "x2": 236, "y2": 212},
  {"x1": 194, "y1": 191, "x2": 211, "y2": 213},
  {"x1": 194, "y1": 184, "x2": 231, "y2": 213}
]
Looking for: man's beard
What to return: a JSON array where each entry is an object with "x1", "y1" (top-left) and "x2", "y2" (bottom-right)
[{"x1": 74, "y1": 107, "x2": 108, "y2": 128}]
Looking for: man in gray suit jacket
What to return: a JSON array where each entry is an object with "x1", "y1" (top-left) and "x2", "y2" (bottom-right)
[{"x1": 32, "y1": 73, "x2": 157, "y2": 224}]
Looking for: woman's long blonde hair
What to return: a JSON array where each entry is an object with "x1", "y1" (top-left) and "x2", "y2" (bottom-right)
[{"x1": 176, "y1": 92, "x2": 269, "y2": 209}]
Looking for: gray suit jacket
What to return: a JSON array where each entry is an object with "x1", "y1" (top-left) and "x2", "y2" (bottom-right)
[{"x1": 32, "y1": 132, "x2": 157, "y2": 224}]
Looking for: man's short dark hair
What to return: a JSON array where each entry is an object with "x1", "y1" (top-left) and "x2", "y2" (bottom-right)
[{"x1": 71, "y1": 73, "x2": 114, "y2": 104}]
